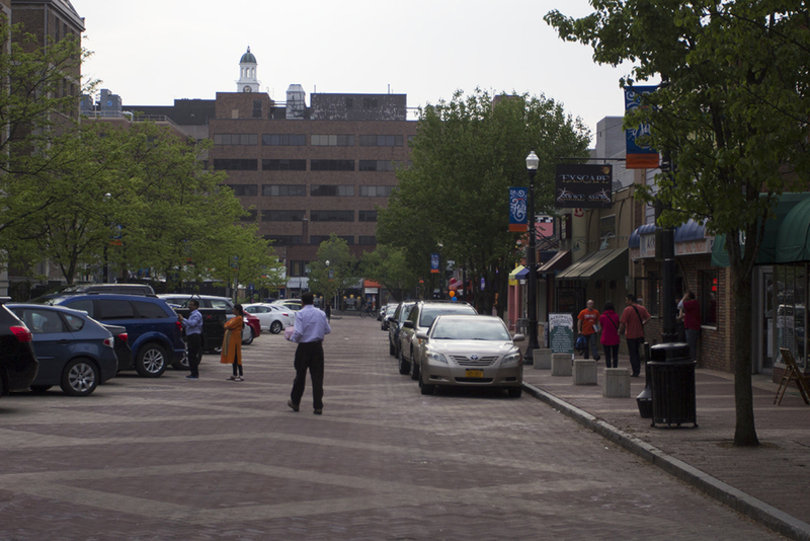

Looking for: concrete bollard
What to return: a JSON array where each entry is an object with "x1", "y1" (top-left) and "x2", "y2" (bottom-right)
[
  {"x1": 533, "y1": 348, "x2": 551, "y2": 370},
  {"x1": 603, "y1": 367, "x2": 631, "y2": 397},
  {"x1": 551, "y1": 353, "x2": 572, "y2": 377},
  {"x1": 573, "y1": 359, "x2": 598, "y2": 385}
]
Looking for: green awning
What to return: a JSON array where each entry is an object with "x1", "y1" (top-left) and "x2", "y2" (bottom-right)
[
  {"x1": 556, "y1": 247, "x2": 628, "y2": 281},
  {"x1": 776, "y1": 197, "x2": 810, "y2": 263}
]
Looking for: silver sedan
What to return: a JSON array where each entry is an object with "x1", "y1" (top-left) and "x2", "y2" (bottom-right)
[{"x1": 416, "y1": 315, "x2": 524, "y2": 397}]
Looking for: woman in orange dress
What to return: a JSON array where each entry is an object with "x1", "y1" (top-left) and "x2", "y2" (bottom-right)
[{"x1": 221, "y1": 304, "x2": 245, "y2": 381}]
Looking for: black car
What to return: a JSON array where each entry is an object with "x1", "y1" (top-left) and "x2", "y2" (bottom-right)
[
  {"x1": 387, "y1": 301, "x2": 415, "y2": 358},
  {"x1": 32, "y1": 283, "x2": 155, "y2": 303},
  {"x1": 0, "y1": 298, "x2": 39, "y2": 398}
]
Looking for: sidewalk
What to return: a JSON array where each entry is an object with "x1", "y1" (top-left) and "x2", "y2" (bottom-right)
[{"x1": 521, "y1": 352, "x2": 810, "y2": 541}]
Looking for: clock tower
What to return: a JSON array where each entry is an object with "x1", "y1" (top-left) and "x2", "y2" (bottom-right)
[{"x1": 237, "y1": 47, "x2": 260, "y2": 93}]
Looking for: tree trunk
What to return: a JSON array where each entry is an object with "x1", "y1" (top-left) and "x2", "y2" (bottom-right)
[{"x1": 730, "y1": 264, "x2": 760, "y2": 447}]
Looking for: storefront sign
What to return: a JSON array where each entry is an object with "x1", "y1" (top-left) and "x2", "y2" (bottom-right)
[
  {"x1": 554, "y1": 164, "x2": 613, "y2": 209},
  {"x1": 639, "y1": 234, "x2": 656, "y2": 258},
  {"x1": 548, "y1": 313, "x2": 574, "y2": 355},
  {"x1": 675, "y1": 237, "x2": 715, "y2": 256}
]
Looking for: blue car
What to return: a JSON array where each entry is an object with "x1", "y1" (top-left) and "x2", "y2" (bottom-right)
[
  {"x1": 32, "y1": 294, "x2": 184, "y2": 378},
  {"x1": 7, "y1": 304, "x2": 118, "y2": 396}
]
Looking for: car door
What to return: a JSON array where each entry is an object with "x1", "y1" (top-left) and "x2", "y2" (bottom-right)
[
  {"x1": 400, "y1": 304, "x2": 420, "y2": 362},
  {"x1": 14, "y1": 307, "x2": 71, "y2": 384}
]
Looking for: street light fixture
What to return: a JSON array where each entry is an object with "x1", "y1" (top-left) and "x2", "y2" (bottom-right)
[
  {"x1": 524, "y1": 151, "x2": 540, "y2": 363},
  {"x1": 102, "y1": 192, "x2": 112, "y2": 283}
]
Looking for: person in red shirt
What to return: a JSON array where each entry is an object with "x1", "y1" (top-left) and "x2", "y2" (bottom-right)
[
  {"x1": 678, "y1": 291, "x2": 701, "y2": 361},
  {"x1": 599, "y1": 301, "x2": 621, "y2": 368},
  {"x1": 618, "y1": 293, "x2": 651, "y2": 377},
  {"x1": 577, "y1": 299, "x2": 600, "y2": 361}
]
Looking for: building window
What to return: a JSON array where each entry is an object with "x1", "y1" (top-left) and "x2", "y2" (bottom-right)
[
  {"x1": 700, "y1": 270, "x2": 718, "y2": 327},
  {"x1": 311, "y1": 135, "x2": 355, "y2": 146},
  {"x1": 310, "y1": 185, "x2": 354, "y2": 197},
  {"x1": 289, "y1": 260, "x2": 308, "y2": 277},
  {"x1": 358, "y1": 236, "x2": 377, "y2": 245},
  {"x1": 359, "y1": 160, "x2": 404, "y2": 172},
  {"x1": 262, "y1": 210, "x2": 306, "y2": 222},
  {"x1": 311, "y1": 235, "x2": 354, "y2": 245},
  {"x1": 213, "y1": 159, "x2": 257, "y2": 171},
  {"x1": 262, "y1": 134, "x2": 307, "y2": 146},
  {"x1": 358, "y1": 210, "x2": 377, "y2": 222},
  {"x1": 241, "y1": 210, "x2": 258, "y2": 222},
  {"x1": 262, "y1": 184, "x2": 306, "y2": 197},
  {"x1": 227, "y1": 184, "x2": 258, "y2": 196},
  {"x1": 346, "y1": 98, "x2": 353, "y2": 109},
  {"x1": 253, "y1": 100, "x2": 263, "y2": 118},
  {"x1": 359, "y1": 185, "x2": 394, "y2": 197},
  {"x1": 264, "y1": 235, "x2": 303, "y2": 245},
  {"x1": 363, "y1": 98, "x2": 378, "y2": 109},
  {"x1": 310, "y1": 210, "x2": 354, "y2": 222},
  {"x1": 310, "y1": 159, "x2": 355, "y2": 171},
  {"x1": 213, "y1": 134, "x2": 258, "y2": 145},
  {"x1": 634, "y1": 273, "x2": 660, "y2": 316},
  {"x1": 262, "y1": 159, "x2": 306, "y2": 171},
  {"x1": 359, "y1": 135, "x2": 404, "y2": 147}
]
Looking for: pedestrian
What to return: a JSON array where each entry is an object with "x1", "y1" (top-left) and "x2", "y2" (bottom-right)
[
  {"x1": 599, "y1": 301, "x2": 621, "y2": 368},
  {"x1": 618, "y1": 293, "x2": 652, "y2": 377},
  {"x1": 324, "y1": 301, "x2": 331, "y2": 323},
  {"x1": 221, "y1": 304, "x2": 245, "y2": 381},
  {"x1": 178, "y1": 299, "x2": 203, "y2": 380},
  {"x1": 678, "y1": 291, "x2": 701, "y2": 361},
  {"x1": 287, "y1": 292, "x2": 331, "y2": 414},
  {"x1": 577, "y1": 299, "x2": 600, "y2": 361}
]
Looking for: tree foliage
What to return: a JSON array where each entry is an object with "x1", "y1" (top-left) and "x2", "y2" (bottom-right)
[
  {"x1": 307, "y1": 235, "x2": 360, "y2": 307},
  {"x1": 545, "y1": 0, "x2": 810, "y2": 446},
  {"x1": 360, "y1": 244, "x2": 420, "y2": 302}
]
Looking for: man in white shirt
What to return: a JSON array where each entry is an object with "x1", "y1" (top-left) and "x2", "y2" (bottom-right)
[{"x1": 287, "y1": 292, "x2": 331, "y2": 414}]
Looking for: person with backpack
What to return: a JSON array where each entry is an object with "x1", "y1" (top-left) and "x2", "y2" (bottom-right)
[
  {"x1": 618, "y1": 293, "x2": 651, "y2": 377},
  {"x1": 599, "y1": 301, "x2": 621, "y2": 368}
]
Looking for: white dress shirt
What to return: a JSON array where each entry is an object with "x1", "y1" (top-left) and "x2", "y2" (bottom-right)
[{"x1": 291, "y1": 305, "x2": 331, "y2": 343}]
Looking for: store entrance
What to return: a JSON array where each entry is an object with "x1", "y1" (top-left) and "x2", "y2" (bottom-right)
[{"x1": 756, "y1": 267, "x2": 774, "y2": 373}]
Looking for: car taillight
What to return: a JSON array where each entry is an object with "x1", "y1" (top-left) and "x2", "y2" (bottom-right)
[
  {"x1": 175, "y1": 321, "x2": 183, "y2": 332},
  {"x1": 103, "y1": 337, "x2": 114, "y2": 348},
  {"x1": 10, "y1": 325, "x2": 32, "y2": 342},
  {"x1": 118, "y1": 333, "x2": 128, "y2": 343}
]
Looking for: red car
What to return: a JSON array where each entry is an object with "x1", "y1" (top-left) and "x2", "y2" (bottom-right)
[{"x1": 243, "y1": 313, "x2": 261, "y2": 345}]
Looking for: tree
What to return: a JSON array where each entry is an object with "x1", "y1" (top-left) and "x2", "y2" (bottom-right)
[
  {"x1": 360, "y1": 244, "x2": 420, "y2": 302},
  {"x1": 378, "y1": 89, "x2": 590, "y2": 314},
  {"x1": 306, "y1": 235, "x2": 359, "y2": 309},
  {"x1": 545, "y1": 1, "x2": 810, "y2": 446}
]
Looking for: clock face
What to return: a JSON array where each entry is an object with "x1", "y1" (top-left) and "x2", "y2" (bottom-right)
[{"x1": 243, "y1": 86, "x2": 252, "y2": 93}]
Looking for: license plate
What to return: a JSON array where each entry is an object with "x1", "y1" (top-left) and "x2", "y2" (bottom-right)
[{"x1": 466, "y1": 369, "x2": 484, "y2": 378}]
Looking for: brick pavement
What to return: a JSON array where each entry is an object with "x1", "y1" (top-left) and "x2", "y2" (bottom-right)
[
  {"x1": 522, "y1": 350, "x2": 810, "y2": 541},
  {"x1": 0, "y1": 318, "x2": 794, "y2": 540}
]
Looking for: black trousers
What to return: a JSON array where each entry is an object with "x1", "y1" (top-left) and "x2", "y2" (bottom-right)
[
  {"x1": 187, "y1": 333, "x2": 202, "y2": 377},
  {"x1": 626, "y1": 337, "x2": 644, "y2": 376},
  {"x1": 290, "y1": 340, "x2": 324, "y2": 410}
]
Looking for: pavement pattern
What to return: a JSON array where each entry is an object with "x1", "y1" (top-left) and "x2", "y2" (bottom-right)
[{"x1": 0, "y1": 317, "x2": 792, "y2": 540}]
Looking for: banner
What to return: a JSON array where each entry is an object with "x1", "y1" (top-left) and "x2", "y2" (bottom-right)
[
  {"x1": 430, "y1": 253, "x2": 440, "y2": 274},
  {"x1": 554, "y1": 164, "x2": 612, "y2": 209},
  {"x1": 508, "y1": 187, "x2": 528, "y2": 232},
  {"x1": 624, "y1": 85, "x2": 660, "y2": 168}
]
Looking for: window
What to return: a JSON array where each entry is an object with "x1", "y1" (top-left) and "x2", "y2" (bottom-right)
[
  {"x1": 310, "y1": 210, "x2": 354, "y2": 222},
  {"x1": 213, "y1": 134, "x2": 258, "y2": 145},
  {"x1": 262, "y1": 210, "x2": 305, "y2": 222},
  {"x1": 133, "y1": 301, "x2": 169, "y2": 319},
  {"x1": 358, "y1": 236, "x2": 377, "y2": 245},
  {"x1": 253, "y1": 100, "x2": 263, "y2": 118},
  {"x1": 701, "y1": 270, "x2": 719, "y2": 326},
  {"x1": 359, "y1": 210, "x2": 377, "y2": 222},
  {"x1": 310, "y1": 185, "x2": 354, "y2": 197},
  {"x1": 311, "y1": 235, "x2": 354, "y2": 245},
  {"x1": 289, "y1": 260, "x2": 308, "y2": 277},
  {"x1": 97, "y1": 300, "x2": 136, "y2": 320},
  {"x1": 359, "y1": 185, "x2": 394, "y2": 197},
  {"x1": 359, "y1": 160, "x2": 403, "y2": 172},
  {"x1": 310, "y1": 159, "x2": 355, "y2": 171},
  {"x1": 346, "y1": 98, "x2": 353, "y2": 109},
  {"x1": 359, "y1": 135, "x2": 404, "y2": 146},
  {"x1": 311, "y1": 135, "x2": 355, "y2": 146},
  {"x1": 363, "y1": 98, "x2": 378, "y2": 109},
  {"x1": 262, "y1": 159, "x2": 306, "y2": 171},
  {"x1": 262, "y1": 134, "x2": 307, "y2": 146},
  {"x1": 241, "y1": 210, "x2": 258, "y2": 222},
  {"x1": 213, "y1": 159, "x2": 257, "y2": 171},
  {"x1": 634, "y1": 273, "x2": 660, "y2": 316},
  {"x1": 262, "y1": 184, "x2": 306, "y2": 197},
  {"x1": 264, "y1": 235, "x2": 303, "y2": 245},
  {"x1": 227, "y1": 184, "x2": 258, "y2": 196}
]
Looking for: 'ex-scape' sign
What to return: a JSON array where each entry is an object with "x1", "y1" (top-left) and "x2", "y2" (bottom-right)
[{"x1": 554, "y1": 164, "x2": 613, "y2": 209}]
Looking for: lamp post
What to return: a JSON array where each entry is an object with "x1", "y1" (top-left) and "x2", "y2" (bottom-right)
[
  {"x1": 525, "y1": 151, "x2": 540, "y2": 362},
  {"x1": 102, "y1": 192, "x2": 111, "y2": 283}
]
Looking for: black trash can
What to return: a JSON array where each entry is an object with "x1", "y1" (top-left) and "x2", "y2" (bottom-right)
[{"x1": 647, "y1": 343, "x2": 698, "y2": 428}]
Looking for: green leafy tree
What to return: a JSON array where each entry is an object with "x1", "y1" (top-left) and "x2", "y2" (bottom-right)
[
  {"x1": 206, "y1": 223, "x2": 284, "y2": 300},
  {"x1": 307, "y1": 235, "x2": 359, "y2": 309},
  {"x1": 379, "y1": 89, "x2": 590, "y2": 314},
  {"x1": 360, "y1": 244, "x2": 420, "y2": 302},
  {"x1": 545, "y1": 1, "x2": 810, "y2": 446}
]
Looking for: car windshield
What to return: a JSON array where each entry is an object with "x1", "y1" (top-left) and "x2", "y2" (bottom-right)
[
  {"x1": 431, "y1": 318, "x2": 511, "y2": 341},
  {"x1": 419, "y1": 306, "x2": 476, "y2": 328}
]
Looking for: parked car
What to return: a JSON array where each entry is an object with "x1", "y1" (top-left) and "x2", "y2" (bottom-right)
[
  {"x1": 416, "y1": 314, "x2": 524, "y2": 397},
  {"x1": 271, "y1": 298, "x2": 302, "y2": 312},
  {"x1": 388, "y1": 301, "x2": 415, "y2": 358},
  {"x1": 32, "y1": 283, "x2": 155, "y2": 303},
  {"x1": 398, "y1": 300, "x2": 477, "y2": 380},
  {"x1": 0, "y1": 299, "x2": 38, "y2": 398},
  {"x1": 159, "y1": 294, "x2": 258, "y2": 347},
  {"x1": 33, "y1": 294, "x2": 184, "y2": 378},
  {"x1": 7, "y1": 304, "x2": 120, "y2": 396},
  {"x1": 243, "y1": 303, "x2": 294, "y2": 334},
  {"x1": 380, "y1": 304, "x2": 397, "y2": 331}
]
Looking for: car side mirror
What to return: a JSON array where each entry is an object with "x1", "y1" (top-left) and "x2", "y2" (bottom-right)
[
  {"x1": 402, "y1": 321, "x2": 414, "y2": 329},
  {"x1": 512, "y1": 333, "x2": 525, "y2": 342},
  {"x1": 416, "y1": 331, "x2": 429, "y2": 340}
]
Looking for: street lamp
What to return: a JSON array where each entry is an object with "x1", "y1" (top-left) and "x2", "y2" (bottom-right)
[
  {"x1": 102, "y1": 192, "x2": 112, "y2": 283},
  {"x1": 525, "y1": 151, "x2": 540, "y2": 362}
]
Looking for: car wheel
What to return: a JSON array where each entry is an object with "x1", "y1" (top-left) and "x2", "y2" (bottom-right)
[
  {"x1": 270, "y1": 320, "x2": 283, "y2": 334},
  {"x1": 389, "y1": 340, "x2": 395, "y2": 356},
  {"x1": 419, "y1": 376, "x2": 435, "y2": 396},
  {"x1": 507, "y1": 387, "x2": 523, "y2": 398},
  {"x1": 242, "y1": 327, "x2": 254, "y2": 345},
  {"x1": 60, "y1": 358, "x2": 99, "y2": 397},
  {"x1": 135, "y1": 343, "x2": 168, "y2": 378},
  {"x1": 30, "y1": 385, "x2": 52, "y2": 393},
  {"x1": 409, "y1": 350, "x2": 420, "y2": 381},
  {"x1": 398, "y1": 347, "x2": 410, "y2": 375}
]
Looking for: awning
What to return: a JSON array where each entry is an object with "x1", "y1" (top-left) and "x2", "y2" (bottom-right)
[
  {"x1": 776, "y1": 197, "x2": 810, "y2": 263},
  {"x1": 556, "y1": 247, "x2": 629, "y2": 281},
  {"x1": 515, "y1": 267, "x2": 529, "y2": 278},
  {"x1": 674, "y1": 219, "x2": 706, "y2": 243},
  {"x1": 628, "y1": 223, "x2": 657, "y2": 248},
  {"x1": 538, "y1": 250, "x2": 571, "y2": 274},
  {"x1": 508, "y1": 265, "x2": 526, "y2": 281}
]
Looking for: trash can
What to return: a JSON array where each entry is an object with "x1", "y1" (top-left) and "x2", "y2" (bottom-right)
[{"x1": 647, "y1": 343, "x2": 698, "y2": 428}]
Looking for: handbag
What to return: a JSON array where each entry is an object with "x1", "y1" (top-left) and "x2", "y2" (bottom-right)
[{"x1": 575, "y1": 335, "x2": 587, "y2": 350}]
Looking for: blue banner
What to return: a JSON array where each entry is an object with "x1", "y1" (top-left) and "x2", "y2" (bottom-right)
[
  {"x1": 624, "y1": 85, "x2": 660, "y2": 168},
  {"x1": 430, "y1": 253, "x2": 440, "y2": 274},
  {"x1": 509, "y1": 187, "x2": 528, "y2": 232}
]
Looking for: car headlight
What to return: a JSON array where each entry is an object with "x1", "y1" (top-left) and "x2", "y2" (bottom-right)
[
  {"x1": 426, "y1": 351, "x2": 448, "y2": 364},
  {"x1": 501, "y1": 352, "x2": 521, "y2": 366}
]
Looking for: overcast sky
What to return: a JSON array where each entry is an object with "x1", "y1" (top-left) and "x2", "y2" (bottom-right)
[{"x1": 73, "y1": 0, "x2": 633, "y2": 145}]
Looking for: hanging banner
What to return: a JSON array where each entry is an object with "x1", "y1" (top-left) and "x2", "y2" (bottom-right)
[
  {"x1": 508, "y1": 187, "x2": 528, "y2": 232},
  {"x1": 554, "y1": 164, "x2": 613, "y2": 208},
  {"x1": 430, "y1": 253, "x2": 440, "y2": 274},
  {"x1": 624, "y1": 85, "x2": 660, "y2": 169}
]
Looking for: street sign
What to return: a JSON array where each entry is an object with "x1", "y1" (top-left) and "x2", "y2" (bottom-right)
[{"x1": 548, "y1": 313, "x2": 574, "y2": 355}]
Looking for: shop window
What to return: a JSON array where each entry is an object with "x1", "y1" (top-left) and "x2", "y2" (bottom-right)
[
  {"x1": 634, "y1": 274, "x2": 660, "y2": 316},
  {"x1": 775, "y1": 265, "x2": 807, "y2": 368},
  {"x1": 700, "y1": 270, "x2": 718, "y2": 326}
]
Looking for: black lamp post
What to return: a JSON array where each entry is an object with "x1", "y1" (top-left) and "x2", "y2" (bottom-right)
[
  {"x1": 102, "y1": 192, "x2": 111, "y2": 283},
  {"x1": 525, "y1": 150, "x2": 541, "y2": 362}
]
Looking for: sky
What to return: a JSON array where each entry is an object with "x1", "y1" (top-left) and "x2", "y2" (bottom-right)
[{"x1": 72, "y1": 0, "x2": 634, "y2": 145}]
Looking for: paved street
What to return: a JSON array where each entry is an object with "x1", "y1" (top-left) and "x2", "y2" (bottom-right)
[{"x1": 0, "y1": 317, "x2": 785, "y2": 540}]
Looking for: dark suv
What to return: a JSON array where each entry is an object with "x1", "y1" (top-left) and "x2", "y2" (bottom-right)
[
  {"x1": 0, "y1": 298, "x2": 39, "y2": 397},
  {"x1": 36, "y1": 294, "x2": 184, "y2": 378}
]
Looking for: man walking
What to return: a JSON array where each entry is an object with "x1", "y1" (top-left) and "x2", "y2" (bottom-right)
[
  {"x1": 618, "y1": 293, "x2": 651, "y2": 377},
  {"x1": 577, "y1": 299, "x2": 600, "y2": 361},
  {"x1": 178, "y1": 299, "x2": 203, "y2": 380},
  {"x1": 287, "y1": 292, "x2": 331, "y2": 414}
]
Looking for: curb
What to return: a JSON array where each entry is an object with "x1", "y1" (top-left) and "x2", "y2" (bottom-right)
[{"x1": 522, "y1": 381, "x2": 810, "y2": 541}]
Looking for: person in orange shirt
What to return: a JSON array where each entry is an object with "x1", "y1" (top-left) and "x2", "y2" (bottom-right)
[
  {"x1": 577, "y1": 299, "x2": 600, "y2": 361},
  {"x1": 221, "y1": 304, "x2": 245, "y2": 381}
]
